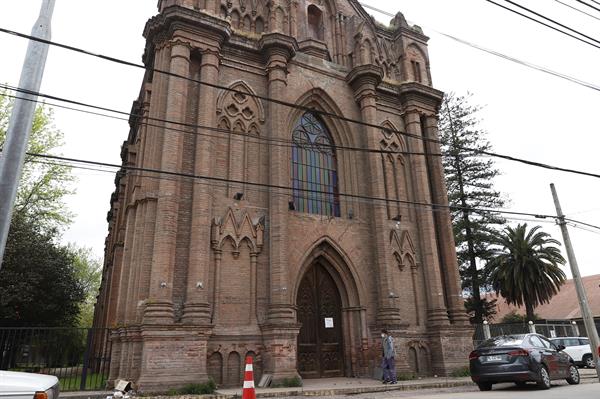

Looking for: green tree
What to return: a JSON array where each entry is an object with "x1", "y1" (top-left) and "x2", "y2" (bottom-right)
[
  {"x1": 487, "y1": 224, "x2": 566, "y2": 321},
  {"x1": 0, "y1": 215, "x2": 85, "y2": 326},
  {"x1": 464, "y1": 297, "x2": 497, "y2": 324},
  {"x1": 0, "y1": 88, "x2": 74, "y2": 230},
  {"x1": 68, "y1": 245, "x2": 102, "y2": 327},
  {"x1": 438, "y1": 92, "x2": 506, "y2": 323},
  {"x1": 499, "y1": 310, "x2": 539, "y2": 324},
  {"x1": 0, "y1": 89, "x2": 93, "y2": 328}
]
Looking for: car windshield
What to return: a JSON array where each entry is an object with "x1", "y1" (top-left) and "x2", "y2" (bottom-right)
[{"x1": 479, "y1": 335, "x2": 525, "y2": 348}]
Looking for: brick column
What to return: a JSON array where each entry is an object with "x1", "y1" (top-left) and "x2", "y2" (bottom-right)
[
  {"x1": 347, "y1": 65, "x2": 404, "y2": 329},
  {"x1": 134, "y1": 43, "x2": 170, "y2": 316},
  {"x1": 124, "y1": 203, "x2": 144, "y2": 324},
  {"x1": 250, "y1": 252, "x2": 258, "y2": 324},
  {"x1": 116, "y1": 204, "x2": 136, "y2": 325},
  {"x1": 260, "y1": 33, "x2": 298, "y2": 325},
  {"x1": 404, "y1": 109, "x2": 449, "y2": 327},
  {"x1": 144, "y1": 40, "x2": 191, "y2": 324},
  {"x1": 259, "y1": 33, "x2": 302, "y2": 383},
  {"x1": 106, "y1": 243, "x2": 123, "y2": 326},
  {"x1": 423, "y1": 115, "x2": 469, "y2": 325},
  {"x1": 183, "y1": 48, "x2": 222, "y2": 325},
  {"x1": 211, "y1": 249, "x2": 222, "y2": 323}
]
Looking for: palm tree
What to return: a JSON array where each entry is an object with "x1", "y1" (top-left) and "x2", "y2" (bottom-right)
[{"x1": 487, "y1": 224, "x2": 566, "y2": 321}]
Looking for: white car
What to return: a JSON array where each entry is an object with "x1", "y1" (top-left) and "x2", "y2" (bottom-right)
[
  {"x1": 550, "y1": 337, "x2": 595, "y2": 368},
  {"x1": 0, "y1": 371, "x2": 59, "y2": 399}
]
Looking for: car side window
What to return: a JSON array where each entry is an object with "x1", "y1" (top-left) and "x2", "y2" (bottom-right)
[
  {"x1": 579, "y1": 338, "x2": 590, "y2": 346},
  {"x1": 529, "y1": 336, "x2": 544, "y2": 347},
  {"x1": 539, "y1": 336, "x2": 553, "y2": 349},
  {"x1": 564, "y1": 338, "x2": 579, "y2": 347},
  {"x1": 552, "y1": 339, "x2": 563, "y2": 347}
]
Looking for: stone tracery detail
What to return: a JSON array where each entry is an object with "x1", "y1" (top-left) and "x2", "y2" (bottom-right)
[
  {"x1": 220, "y1": 0, "x2": 269, "y2": 34},
  {"x1": 216, "y1": 81, "x2": 265, "y2": 199},
  {"x1": 211, "y1": 207, "x2": 264, "y2": 253},
  {"x1": 210, "y1": 208, "x2": 264, "y2": 326},
  {"x1": 380, "y1": 121, "x2": 411, "y2": 221},
  {"x1": 407, "y1": 340, "x2": 432, "y2": 376},
  {"x1": 390, "y1": 229, "x2": 417, "y2": 270}
]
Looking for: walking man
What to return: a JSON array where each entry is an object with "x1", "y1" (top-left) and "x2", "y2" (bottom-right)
[{"x1": 381, "y1": 329, "x2": 397, "y2": 384}]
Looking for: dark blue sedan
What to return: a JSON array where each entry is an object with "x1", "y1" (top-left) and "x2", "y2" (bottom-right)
[{"x1": 469, "y1": 334, "x2": 580, "y2": 391}]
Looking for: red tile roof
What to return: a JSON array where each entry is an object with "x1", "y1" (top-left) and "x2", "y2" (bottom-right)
[{"x1": 486, "y1": 274, "x2": 600, "y2": 321}]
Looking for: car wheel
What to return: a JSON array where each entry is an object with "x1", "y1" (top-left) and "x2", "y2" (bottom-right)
[
  {"x1": 583, "y1": 355, "x2": 595, "y2": 369},
  {"x1": 536, "y1": 366, "x2": 551, "y2": 390},
  {"x1": 566, "y1": 364, "x2": 580, "y2": 385},
  {"x1": 477, "y1": 382, "x2": 493, "y2": 391}
]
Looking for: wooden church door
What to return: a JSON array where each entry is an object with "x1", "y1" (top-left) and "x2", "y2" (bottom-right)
[{"x1": 297, "y1": 263, "x2": 344, "y2": 378}]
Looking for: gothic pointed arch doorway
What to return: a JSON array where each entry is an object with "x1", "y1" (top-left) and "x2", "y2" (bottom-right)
[{"x1": 296, "y1": 262, "x2": 344, "y2": 378}]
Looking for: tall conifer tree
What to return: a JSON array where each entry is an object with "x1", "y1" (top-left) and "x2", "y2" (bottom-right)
[{"x1": 438, "y1": 93, "x2": 506, "y2": 323}]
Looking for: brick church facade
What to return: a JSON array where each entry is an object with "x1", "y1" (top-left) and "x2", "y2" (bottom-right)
[{"x1": 94, "y1": 0, "x2": 472, "y2": 390}]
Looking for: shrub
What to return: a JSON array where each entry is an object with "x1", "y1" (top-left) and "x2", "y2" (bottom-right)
[
  {"x1": 271, "y1": 376, "x2": 302, "y2": 388},
  {"x1": 396, "y1": 372, "x2": 416, "y2": 381},
  {"x1": 449, "y1": 366, "x2": 470, "y2": 377},
  {"x1": 166, "y1": 379, "x2": 216, "y2": 395}
]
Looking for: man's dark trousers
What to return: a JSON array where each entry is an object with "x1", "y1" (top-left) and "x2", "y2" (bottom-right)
[{"x1": 382, "y1": 356, "x2": 396, "y2": 383}]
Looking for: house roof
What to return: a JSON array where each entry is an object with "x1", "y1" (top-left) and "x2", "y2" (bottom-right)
[{"x1": 486, "y1": 274, "x2": 600, "y2": 321}]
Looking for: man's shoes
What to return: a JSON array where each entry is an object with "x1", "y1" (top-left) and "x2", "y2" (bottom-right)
[
  {"x1": 382, "y1": 380, "x2": 388, "y2": 384},
  {"x1": 390, "y1": 381, "x2": 397, "y2": 384}
]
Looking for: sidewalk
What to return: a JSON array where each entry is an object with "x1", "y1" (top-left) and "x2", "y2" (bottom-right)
[
  {"x1": 60, "y1": 369, "x2": 598, "y2": 399},
  {"x1": 215, "y1": 376, "x2": 473, "y2": 398}
]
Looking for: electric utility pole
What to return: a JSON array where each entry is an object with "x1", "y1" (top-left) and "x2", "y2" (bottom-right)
[
  {"x1": 0, "y1": 0, "x2": 56, "y2": 270},
  {"x1": 551, "y1": 183, "x2": 600, "y2": 381}
]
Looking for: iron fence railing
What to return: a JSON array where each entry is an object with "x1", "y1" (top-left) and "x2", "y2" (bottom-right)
[
  {"x1": 473, "y1": 320, "x2": 586, "y2": 347},
  {"x1": 0, "y1": 327, "x2": 111, "y2": 391}
]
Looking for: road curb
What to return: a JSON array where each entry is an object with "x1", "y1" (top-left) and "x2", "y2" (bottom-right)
[
  {"x1": 60, "y1": 372, "x2": 597, "y2": 399},
  {"x1": 213, "y1": 379, "x2": 474, "y2": 398}
]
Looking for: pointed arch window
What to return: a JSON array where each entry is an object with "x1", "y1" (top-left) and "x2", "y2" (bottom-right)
[
  {"x1": 292, "y1": 113, "x2": 340, "y2": 217},
  {"x1": 307, "y1": 5, "x2": 324, "y2": 40}
]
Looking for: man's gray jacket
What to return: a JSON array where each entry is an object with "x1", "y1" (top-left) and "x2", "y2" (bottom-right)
[{"x1": 382, "y1": 335, "x2": 396, "y2": 359}]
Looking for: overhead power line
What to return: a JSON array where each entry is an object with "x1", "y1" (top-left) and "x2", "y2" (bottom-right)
[
  {"x1": 576, "y1": 0, "x2": 600, "y2": 13},
  {"x1": 26, "y1": 151, "x2": 600, "y2": 231},
  {"x1": 359, "y1": 2, "x2": 600, "y2": 93},
  {"x1": 35, "y1": 154, "x2": 600, "y2": 232},
  {"x1": 4, "y1": 84, "x2": 600, "y2": 181},
  {"x1": 29, "y1": 156, "x2": 452, "y2": 216},
  {"x1": 2, "y1": 23, "x2": 600, "y2": 164},
  {"x1": 501, "y1": 0, "x2": 600, "y2": 45},
  {"x1": 484, "y1": 0, "x2": 600, "y2": 49},
  {"x1": 26, "y1": 151, "x2": 563, "y2": 220},
  {"x1": 0, "y1": 26, "x2": 419, "y2": 141},
  {"x1": 0, "y1": 88, "x2": 438, "y2": 158},
  {"x1": 564, "y1": 217, "x2": 600, "y2": 231},
  {"x1": 555, "y1": 0, "x2": 600, "y2": 21},
  {"x1": 436, "y1": 32, "x2": 600, "y2": 93}
]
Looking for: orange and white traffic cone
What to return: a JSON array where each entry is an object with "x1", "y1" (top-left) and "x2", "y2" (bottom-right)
[{"x1": 242, "y1": 356, "x2": 256, "y2": 399}]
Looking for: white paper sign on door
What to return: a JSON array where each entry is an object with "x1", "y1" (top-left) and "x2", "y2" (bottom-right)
[{"x1": 324, "y1": 317, "x2": 334, "y2": 328}]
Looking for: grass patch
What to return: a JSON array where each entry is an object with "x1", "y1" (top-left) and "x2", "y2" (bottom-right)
[
  {"x1": 396, "y1": 372, "x2": 417, "y2": 381},
  {"x1": 271, "y1": 376, "x2": 303, "y2": 388},
  {"x1": 449, "y1": 366, "x2": 470, "y2": 377},
  {"x1": 166, "y1": 380, "x2": 216, "y2": 395},
  {"x1": 59, "y1": 373, "x2": 106, "y2": 391}
]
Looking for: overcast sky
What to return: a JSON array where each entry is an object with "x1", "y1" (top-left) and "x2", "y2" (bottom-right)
[{"x1": 0, "y1": 0, "x2": 598, "y2": 279}]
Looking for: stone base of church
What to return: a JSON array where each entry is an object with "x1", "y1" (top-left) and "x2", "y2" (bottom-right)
[
  {"x1": 261, "y1": 324, "x2": 302, "y2": 385},
  {"x1": 427, "y1": 325, "x2": 474, "y2": 376},
  {"x1": 111, "y1": 325, "x2": 212, "y2": 392},
  {"x1": 109, "y1": 323, "x2": 473, "y2": 392}
]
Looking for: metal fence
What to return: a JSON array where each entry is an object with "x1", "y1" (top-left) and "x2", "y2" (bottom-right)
[
  {"x1": 473, "y1": 320, "x2": 581, "y2": 347},
  {"x1": 0, "y1": 328, "x2": 111, "y2": 391}
]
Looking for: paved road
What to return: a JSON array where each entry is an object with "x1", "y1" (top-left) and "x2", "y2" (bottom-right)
[{"x1": 277, "y1": 380, "x2": 599, "y2": 398}]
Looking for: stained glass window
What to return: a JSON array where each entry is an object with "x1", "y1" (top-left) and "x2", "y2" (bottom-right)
[{"x1": 292, "y1": 113, "x2": 340, "y2": 217}]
